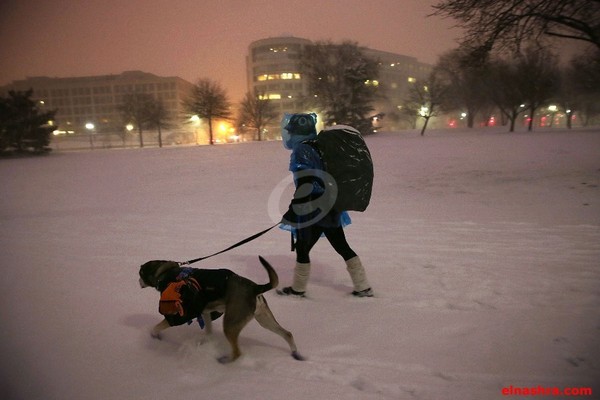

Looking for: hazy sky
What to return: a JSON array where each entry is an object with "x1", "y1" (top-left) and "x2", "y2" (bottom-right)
[{"x1": 0, "y1": 0, "x2": 461, "y2": 101}]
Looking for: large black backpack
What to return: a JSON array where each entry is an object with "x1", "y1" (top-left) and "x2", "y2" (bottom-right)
[{"x1": 308, "y1": 125, "x2": 374, "y2": 212}]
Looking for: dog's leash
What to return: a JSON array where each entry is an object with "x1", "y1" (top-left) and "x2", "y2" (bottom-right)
[{"x1": 178, "y1": 223, "x2": 279, "y2": 266}]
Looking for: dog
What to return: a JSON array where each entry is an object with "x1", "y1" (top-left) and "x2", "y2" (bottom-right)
[{"x1": 139, "y1": 255, "x2": 303, "y2": 363}]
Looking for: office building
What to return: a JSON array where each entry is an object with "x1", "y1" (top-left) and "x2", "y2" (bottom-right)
[
  {"x1": 2, "y1": 71, "x2": 194, "y2": 136},
  {"x1": 246, "y1": 36, "x2": 433, "y2": 132},
  {"x1": 246, "y1": 36, "x2": 311, "y2": 126}
]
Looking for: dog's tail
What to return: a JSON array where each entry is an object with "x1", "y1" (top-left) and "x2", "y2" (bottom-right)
[{"x1": 255, "y1": 256, "x2": 279, "y2": 295}]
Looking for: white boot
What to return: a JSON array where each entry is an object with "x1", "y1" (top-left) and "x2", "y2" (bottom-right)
[
  {"x1": 346, "y1": 256, "x2": 373, "y2": 297},
  {"x1": 292, "y1": 261, "x2": 311, "y2": 293},
  {"x1": 277, "y1": 262, "x2": 310, "y2": 297}
]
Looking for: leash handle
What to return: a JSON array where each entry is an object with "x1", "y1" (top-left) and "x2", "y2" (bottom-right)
[{"x1": 181, "y1": 223, "x2": 279, "y2": 265}]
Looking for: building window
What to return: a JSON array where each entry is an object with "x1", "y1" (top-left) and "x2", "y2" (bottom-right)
[
  {"x1": 281, "y1": 73, "x2": 299, "y2": 79},
  {"x1": 258, "y1": 93, "x2": 281, "y2": 100},
  {"x1": 256, "y1": 73, "x2": 301, "y2": 82}
]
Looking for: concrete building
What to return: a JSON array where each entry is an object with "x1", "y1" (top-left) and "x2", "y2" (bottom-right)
[
  {"x1": 246, "y1": 36, "x2": 311, "y2": 114},
  {"x1": 2, "y1": 71, "x2": 194, "y2": 138},
  {"x1": 245, "y1": 36, "x2": 311, "y2": 138},
  {"x1": 362, "y1": 48, "x2": 432, "y2": 129},
  {"x1": 246, "y1": 36, "x2": 433, "y2": 132}
]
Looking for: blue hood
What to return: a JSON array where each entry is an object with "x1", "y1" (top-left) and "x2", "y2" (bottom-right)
[{"x1": 281, "y1": 113, "x2": 317, "y2": 150}]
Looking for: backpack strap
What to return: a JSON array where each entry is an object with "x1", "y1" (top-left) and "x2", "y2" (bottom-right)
[
  {"x1": 302, "y1": 137, "x2": 328, "y2": 172},
  {"x1": 302, "y1": 138, "x2": 322, "y2": 156}
]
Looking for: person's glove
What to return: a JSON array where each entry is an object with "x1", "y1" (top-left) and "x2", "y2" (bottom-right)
[{"x1": 281, "y1": 202, "x2": 300, "y2": 226}]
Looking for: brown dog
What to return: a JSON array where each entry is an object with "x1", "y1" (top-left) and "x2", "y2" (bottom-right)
[{"x1": 139, "y1": 256, "x2": 302, "y2": 363}]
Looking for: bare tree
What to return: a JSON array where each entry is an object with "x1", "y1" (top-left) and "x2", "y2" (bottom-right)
[
  {"x1": 487, "y1": 58, "x2": 528, "y2": 132},
  {"x1": 432, "y1": 0, "x2": 600, "y2": 54},
  {"x1": 183, "y1": 78, "x2": 231, "y2": 145},
  {"x1": 557, "y1": 64, "x2": 580, "y2": 129},
  {"x1": 434, "y1": 47, "x2": 491, "y2": 128},
  {"x1": 404, "y1": 72, "x2": 449, "y2": 136},
  {"x1": 486, "y1": 46, "x2": 560, "y2": 132},
  {"x1": 563, "y1": 49, "x2": 600, "y2": 126},
  {"x1": 516, "y1": 46, "x2": 560, "y2": 131},
  {"x1": 146, "y1": 99, "x2": 171, "y2": 147},
  {"x1": 117, "y1": 92, "x2": 155, "y2": 148},
  {"x1": 301, "y1": 41, "x2": 379, "y2": 133},
  {"x1": 236, "y1": 91, "x2": 278, "y2": 141}
]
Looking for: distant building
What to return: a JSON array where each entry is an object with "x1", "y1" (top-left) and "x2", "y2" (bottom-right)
[
  {"x1": 246, "y1": 36, "x2": 433, "y2": 132},
  {"x1": 362, "y1": 48, "x2": 432, "y2": 129},
  {"x1": 246, "y1": 37, "x2": 312, "y2": 117},
  {"x1": 1, "y1": 71, "x2": 194, "y2": 136}
]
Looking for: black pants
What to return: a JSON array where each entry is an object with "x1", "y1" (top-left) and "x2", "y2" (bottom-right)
[{"x1": 295, "y1": 224, "x2": 357, "y2": 264}]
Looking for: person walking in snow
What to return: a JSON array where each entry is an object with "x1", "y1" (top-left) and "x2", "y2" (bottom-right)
[{"x1": 277, "y1": 113, "x2": 373, "y2": 298}]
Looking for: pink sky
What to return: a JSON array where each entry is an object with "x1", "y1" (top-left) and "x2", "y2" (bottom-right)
[{"x1": 0, "y1": 0, "x2": 461, "y2": 101}]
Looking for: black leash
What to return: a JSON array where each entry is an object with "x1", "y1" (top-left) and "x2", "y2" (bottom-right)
[{"x1": 178, "y1": 223, "x2": 279, "y2": 266}]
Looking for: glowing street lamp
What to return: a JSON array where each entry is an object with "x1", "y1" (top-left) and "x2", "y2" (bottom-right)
[
  {"x1": 190, "y1": 115, "x2": 201, "y2": 144},
  {"x1": 86, "y1": 122, "x2": 95, "y2": 149},
  {"x1": 547, "y1": 105, "x2": 558, "y2": 127}
]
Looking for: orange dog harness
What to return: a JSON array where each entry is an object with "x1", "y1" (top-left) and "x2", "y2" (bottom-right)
[{"x1": 159, "y1": 277, "x2": 201, "y2": 317}]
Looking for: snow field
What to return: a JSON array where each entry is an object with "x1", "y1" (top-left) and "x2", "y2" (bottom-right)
[{"x1": 1, "y1": 128, "x2": 598, "y2": 399}]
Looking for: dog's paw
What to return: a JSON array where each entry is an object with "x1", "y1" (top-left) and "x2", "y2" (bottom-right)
[
  {"x1": 217, "y1": 355, "x2": 231, "y2": 364},
  {"x1": 150, "y1": 330, "x2": 162, "y2": 340},
  {"x1": 217, "y1": 355, "x2": 238, "y2": 364}
]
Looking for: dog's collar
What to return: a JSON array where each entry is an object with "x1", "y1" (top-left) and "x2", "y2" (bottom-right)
[
  {"x1": 176, "y1": 267, "x2": 194, "y2": 280},
  {"x1": 156, "y1": 267, "x2": 195, "y2": 292}
]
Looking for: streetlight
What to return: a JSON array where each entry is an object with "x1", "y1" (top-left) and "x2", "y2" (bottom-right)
[
  {"x1": 190, "y1": 115, "x2": 201, "y2": 145},
  {"x1": 86, "y1": 122, "x2": 95, "y2": 150},
  {"x1": 122, "y1": 124, "x2": 134, "y2": 148},
  {"x1": 547, "y1": 105, "x2": 558, "y2": 127}
]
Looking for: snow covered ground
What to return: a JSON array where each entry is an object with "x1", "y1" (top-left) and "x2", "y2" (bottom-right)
[{"x1": 1, "y1": 127, "x2": 599, "y2": 400}]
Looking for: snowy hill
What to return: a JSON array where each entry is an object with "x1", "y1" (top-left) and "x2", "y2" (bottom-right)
[{"x1": 1, "y1": 128, "x2": 599, "y2": 399}]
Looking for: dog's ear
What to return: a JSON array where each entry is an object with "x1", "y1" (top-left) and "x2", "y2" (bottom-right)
[{"x1": 139, "y1": 260, "x2": 178, "y2": 288}]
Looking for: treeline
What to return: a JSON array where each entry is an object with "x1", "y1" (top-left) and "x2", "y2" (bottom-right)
[
  {"x1": 409, "y1": 0, "x2": 600, "y2": 134},
  {"x1": 404, "y1": 45, "x2": 600, "y2": 135},
  {"x1": 3, "y1": 0, "x2": 599, "y2": 153}
]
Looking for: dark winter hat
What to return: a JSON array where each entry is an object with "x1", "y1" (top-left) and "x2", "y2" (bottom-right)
[{"x1": 285, "y1": 113, "x2": 317, "y2": 136}]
